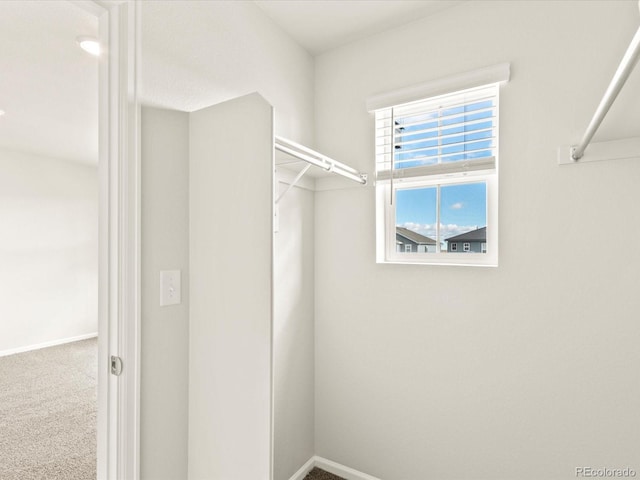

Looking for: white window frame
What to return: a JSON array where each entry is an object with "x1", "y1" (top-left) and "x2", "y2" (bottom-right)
[
  {"x1": 405, "y1": 244, "x2": 412, "y2": 253},
  {"x1": 463, "y1": 242, "x2": 471, "y2": 252},
  {"x1": 450, "y1": 242, "x2": 457, "y2": 252},
  {"x1": 371, "y1": 65, "x2": 509, "y2": 268},
  {"x1": 377, "y1": 174, "x2": 497, "y2": 266}
]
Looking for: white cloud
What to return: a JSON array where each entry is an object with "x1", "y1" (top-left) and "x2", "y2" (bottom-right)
[{"x1": 450, "y1": 202, "x2": 464, "y2": 209}]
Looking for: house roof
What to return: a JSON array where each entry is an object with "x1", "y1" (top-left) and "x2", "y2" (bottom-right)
[
  {"x1": 396, "y1": 227, "x2": 437, "y2": 245},
  {"x1": 446, "y1": 226, "x2": 486, "y2": 242}
]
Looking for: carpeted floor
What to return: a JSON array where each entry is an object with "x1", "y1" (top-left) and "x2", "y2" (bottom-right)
[
  {"x1": 0, "y1": 338, "x2": 97, "y2": 479},
  {"x1": 304, "y1": 467, "x2": 346, "y2": 480}
]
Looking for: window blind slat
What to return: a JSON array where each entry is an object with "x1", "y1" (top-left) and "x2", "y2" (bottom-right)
[
  {"x1": 393, "y1": 146, "x2": 495, "y2": 167},
  {"x1": 376, "y1": 138, "x2": 496, "y2": 158},
  {"x1": 393, "y1": 106, "x2": 495, "y2": 132},
  {"x1": 376, "y1": 157, "x2": 496, "y2": 182},
  {"x1": 376, "y1": 114, "x2": 496, "y2": 140},
  {"x1": 393, "y1": 127, "x2": 494, "y2": 149},
  {"x1": 375, "y1": 84, "x2": 498, "y2": 177},
  {"x1": 394, "y1": 96, "x2": 495, "y2": 122}
]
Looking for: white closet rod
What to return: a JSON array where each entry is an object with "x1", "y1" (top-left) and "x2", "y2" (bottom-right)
[
  {"x1": 572, "y1": 7, "x2": 640, "y2": 161},
  {"x1": 275, "y1": 136, "x2": 367, "y2": 185}
]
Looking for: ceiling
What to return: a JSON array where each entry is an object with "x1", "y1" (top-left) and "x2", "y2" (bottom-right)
[
  {"x1": 254, "y1": 0, "x2": 464, "y2": 55},
  {"x1": 0, "y1": 0, "x2": 460, "y2": 165},
  {"x1": 0, "y1": 1, "x2": 98, "y2": 164},
  {"x1": 2, "y1": 0, "x2": 636, "y2": 170}
]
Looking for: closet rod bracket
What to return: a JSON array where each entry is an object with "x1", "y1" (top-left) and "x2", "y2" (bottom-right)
[{"x1": 275, "y1": 164, "x2": 312, "y2": 204}]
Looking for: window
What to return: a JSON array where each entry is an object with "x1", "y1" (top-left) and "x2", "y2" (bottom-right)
[
  {"x1": 405, "y1": 244, "x2": 412, "y2": 253},
  {"x1": 374, "y1": 82, "x2": 500, "y2": 266}
]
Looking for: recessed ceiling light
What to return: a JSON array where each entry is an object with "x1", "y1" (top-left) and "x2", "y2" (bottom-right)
[{"x1": 77, "y1": 36, "x2": 101, "y2": 56}]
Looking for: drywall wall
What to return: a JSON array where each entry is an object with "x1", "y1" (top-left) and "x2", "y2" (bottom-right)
[
  {"x1": 314, "y1": 1, "x2": 640, "y2": 479},
  {"x1": 140, "y1": 3, "x2": 316, "y2": 477},
  {"x1": 140, "y1": 107, "x2": 189, "y2": 480},
  {"x1": 141, "y1": 0, "x2": 315, "y2": 146},
  {"x1": 0, "y1": 149, "x2": 97, "y2": 354},
  {"x1": 189, "y1": 93, "x2": 273, "y2": 480},
  {"x1": 274, "y1": 170, "x2": 316, "y2": 480}
]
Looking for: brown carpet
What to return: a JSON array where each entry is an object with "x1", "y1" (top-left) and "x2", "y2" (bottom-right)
[
  {"x1": 304, "y1": 467, "x2": 346, "y2": 480},
  {"x1": 0, "y1": 338, "x2": 97, "y2": 479}
]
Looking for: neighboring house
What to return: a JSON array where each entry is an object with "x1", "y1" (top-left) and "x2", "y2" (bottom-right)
[
  {"x1": 446, "y1": 226, "x2": 487, "y2": 253},
  {"x1": 396, "y1": 227, "x2": 437, "y2": 253}
]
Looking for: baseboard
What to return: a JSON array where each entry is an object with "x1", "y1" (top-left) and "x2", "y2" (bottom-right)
[
  {"x1": 288, "y1": 456, "x2": 382, "y2": 480},
  {"x1": 0, "y1": 332, "x2": 98, "y2": 358},
  {"x1": 288, "y1": 456, "x2": 316, "y2": 480}
]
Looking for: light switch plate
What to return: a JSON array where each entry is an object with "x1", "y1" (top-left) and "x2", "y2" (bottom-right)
[{"x1": 160, "y1": 270, "x2": 181, "y2": 306}]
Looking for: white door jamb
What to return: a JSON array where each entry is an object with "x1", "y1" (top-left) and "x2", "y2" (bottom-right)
[{"x1": 71, "y1": 1, "x2": 141, "y2": 479}]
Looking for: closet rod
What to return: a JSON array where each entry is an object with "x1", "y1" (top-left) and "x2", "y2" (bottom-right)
[
  {"x1": 572, "y1": 13, "x2": 640, "y2": 161},
  {"x1": 275, "y1": 136, "x2": 367, "y2": 185}
]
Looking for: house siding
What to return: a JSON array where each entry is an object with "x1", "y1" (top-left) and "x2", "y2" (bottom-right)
[
  {"x1": 448, "y1": 241, "x2": 484, "y2": 253},
  {"x1": 396, "y1": 235, "x2": 436, "y2": 253}
]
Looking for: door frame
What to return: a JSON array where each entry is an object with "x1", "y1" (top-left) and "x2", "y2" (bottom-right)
[{"x1": 72, "y1": 1, "x2": 141, "y2": 479}]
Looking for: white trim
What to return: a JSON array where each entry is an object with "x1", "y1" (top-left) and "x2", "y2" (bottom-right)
[
  {"x1": 366, "y1": 63, "x2": 510, "y2": 112},
  {"x1": 314, "y1": 457, "x2": 382, "y2": 480},
  {"x1": 378, "y1": 175, "x2": 498, "y2": 267},
  {"x1": 557, "y1": 136, "x2": 640, "y2": 165},
  {"x1": 87, "y1": 1, "x2": 140, "y2": 479},
  {"x1": 0, "y1": 333, "x2": 98, "y2": 358},
  {"x1": 287, "y1": 457, "x2": 382, "y2": 480},
  {"x1": 287, "y1": 457, "x2": 316, "y2": 480},
  {"x1": 66, "y1": 2, "x2": 140, "y2": 479},
  {"x1": 111, "y1": 2, "x2": 141, "y2": 479}
]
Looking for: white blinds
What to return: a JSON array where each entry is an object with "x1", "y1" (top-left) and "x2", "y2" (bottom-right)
[{"x1": 375, "y1": 83, "x2": 498, "y2": 181}]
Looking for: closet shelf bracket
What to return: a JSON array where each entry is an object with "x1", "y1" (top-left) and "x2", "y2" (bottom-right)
[{"x1": 275, "y1": 164, "x2": 312, "y2": 204}]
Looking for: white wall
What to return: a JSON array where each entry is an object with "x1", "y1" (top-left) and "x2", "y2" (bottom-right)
[
  {"x1": 314, "y1": 1, "x2": 640, "y2": 479},
  {"x1": 141, "y1": 0, "x2": 315, "y2": 145},
  {"x1": 189, "y1": 93, "x2": 273, "y2": 480},
  {"x1": 274, "y1": 171, "x2": 316, "y2": 480},
  {"x1": 140, "y1": 3, "x2": 317, "y2": 478},
  {"x1": 0, "y1": 149, "x2": 97, "y2": 354},
  {"x1": 140, "y1": 107, "x2": 190, "y2": 480}
]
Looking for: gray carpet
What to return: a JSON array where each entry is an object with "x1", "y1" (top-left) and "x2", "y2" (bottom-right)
[
  {"x1": 304, "y1": 467, "x2": 346, "y2": 480},
  {"x1": 0, "y1": 338, "x2": 97, "y2": 479}
]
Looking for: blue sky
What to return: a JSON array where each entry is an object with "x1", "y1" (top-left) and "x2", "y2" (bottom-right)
[{"x1": 396, "y1": 182, "x2": 486, "y2": 242}]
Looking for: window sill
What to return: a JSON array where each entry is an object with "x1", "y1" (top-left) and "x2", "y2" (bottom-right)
[{"x1": 377, "y1": 254, "x2": 498, "y2": 267}]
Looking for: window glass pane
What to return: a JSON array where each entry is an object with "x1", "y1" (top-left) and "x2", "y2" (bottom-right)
[
  {"x1": 395, "y1": 187, "x2": 438, "y2": 254},
  {"x1": 441, "y1": 182, "x2": 487, "y2": 253}
]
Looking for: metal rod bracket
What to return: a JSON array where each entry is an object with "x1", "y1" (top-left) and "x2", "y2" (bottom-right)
[{"x1": 275, "y1": 164, "x2": 312, "y2": 204}]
